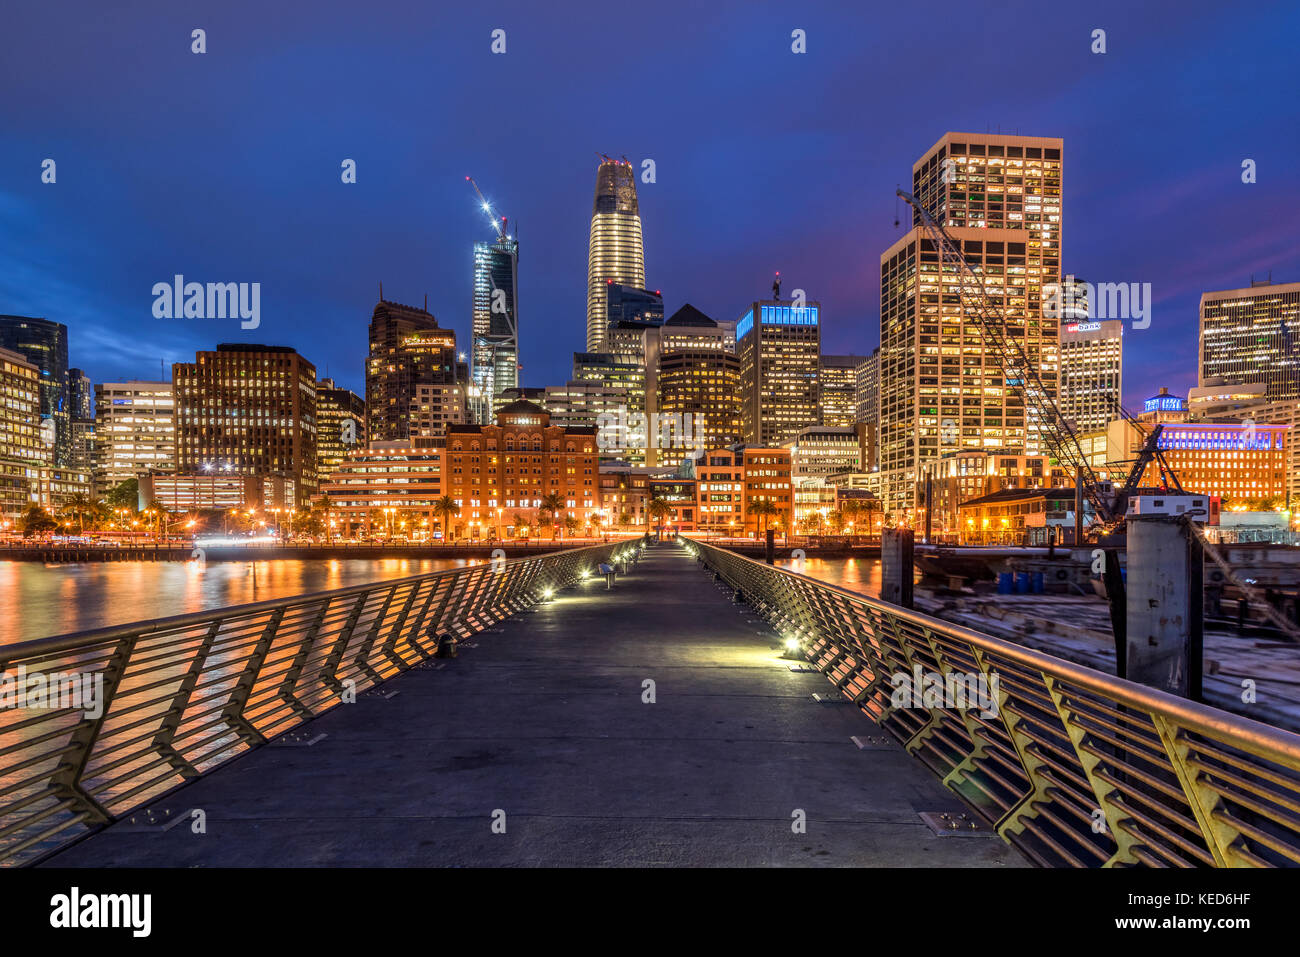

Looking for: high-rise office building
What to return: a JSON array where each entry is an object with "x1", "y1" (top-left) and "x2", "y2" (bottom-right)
[
  {"x1": 472, "y1": 236, "x2": 520, "y2": 419},
  {"x1": 641, "y1": 305, "x2": 740, "y2": 468},
  {"x1": 0, "y1": 315, "x2": 70, "y2": 467},
  {"x1": 879, "y1": 132, "x2": 1063, "y2": 515},
  {"x1": 66, "y1": 367, "x2": 96, "y2": 473},
  {"x1": 366, "y1": 298, "x2": 468, "y2": 442},
  {"x1": 173, "y1": 345, "x2": 318, "y2": 505},
  {"x1": 93, "y1": 381, "x2": 174, "y2": 494},
  {"x1": 0, "y1": 347, "x2": 45, "y2": 519},
  {"x1": 315, "y1": 378, "x2": 367, "y2": 479},
  {"x1": 1058, "y1": 318, "x2": 1122, "y2": 435},
  {"x1": 855, "y1": 347, "x2": 880, "y2": 430},
  {"x1": 737, "y1": 300, "x2": 821, "y2": 447},
  {"x1": 1199, "y1": 279, "x2": 1300, "y2": 402},
  {"x1": 606, "y1": 283, "x2": 663, "y2": 328},
  {"x1": 586, "y1": 159, "x2": 646, "y2": 353},
  {"x1": 819, "y1": 355, "x2": 864, "y2": 428}
]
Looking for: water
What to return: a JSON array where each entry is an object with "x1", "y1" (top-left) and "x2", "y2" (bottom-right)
[
  {"x1": 1, "y1": 554, "x2": 882, "y2": 647},
  {"x1": 774, "y1": 557, "x2": 884, "y2": 598},
  {"x1": 0, "y1": 559, "x2": 470, "y2": 646}
]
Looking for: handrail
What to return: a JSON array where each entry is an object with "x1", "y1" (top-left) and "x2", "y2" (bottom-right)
[
  {"x1": 682, "y1": 536, "x2": 1300, "y2": 868},
  {"x1": 0, "y1": 539, "x2": 635, "y2": 866}
]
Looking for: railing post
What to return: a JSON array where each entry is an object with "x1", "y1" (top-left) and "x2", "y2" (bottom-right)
[
  {"x1": 152, "y1": 618, "x2": 223, "y2": 779},
  {"x1": 222, "y1": 608, "x2": 285, "y2": 745},
  {"x1": 50, "y1": 634, "x2": 139, "y2": 824}
]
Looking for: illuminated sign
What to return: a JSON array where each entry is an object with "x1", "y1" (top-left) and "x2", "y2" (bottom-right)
[{"x1": 1064, "y1": 322, "x2": 1102, "y2": 333}]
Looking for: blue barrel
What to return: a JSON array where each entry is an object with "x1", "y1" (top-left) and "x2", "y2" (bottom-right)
[
  {"x1": 1032, "y1": 572, "x2": 1044, "y2": 594},
  {"x1": 1015, "y1": 572, "x2": 1030, "y2": 594},
  {"x1": 997, "y1": 572, "x2": 1013, "y2": 594}
]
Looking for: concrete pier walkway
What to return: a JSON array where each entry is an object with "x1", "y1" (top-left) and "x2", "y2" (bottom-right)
[{"x1": 47, "y1": 542, "x2": 1026, "y2": 867}]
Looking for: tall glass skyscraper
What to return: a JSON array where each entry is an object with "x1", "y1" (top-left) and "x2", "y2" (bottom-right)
[
  {"x1": 586, "y1": 159, "x2": 645, "y2": 353},
  {"x1": 472, "y1": 236, "x2": 520, "y2": 421},
  {"x1": 0, "y1": 315, "x2": 70, "y2": 466}
]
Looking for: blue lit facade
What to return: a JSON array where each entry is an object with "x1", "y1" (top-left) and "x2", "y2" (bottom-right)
[{"x1": 736, "y1": 299, "x2": 821, "y2": 446}]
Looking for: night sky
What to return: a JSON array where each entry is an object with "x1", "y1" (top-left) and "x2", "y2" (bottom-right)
[{"x1": 2, "y1": 0, "x2": 1297, "y2": 408}]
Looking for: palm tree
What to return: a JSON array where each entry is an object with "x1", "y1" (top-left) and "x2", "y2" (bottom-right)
[
  {"x1": 432, "y1": 495, "x2": 461, "y2": 542},
  {"x1": 58, "y1": 493, "x2": 106, "y2": 534},
  {"x1": 749, "y1": 500, "x2": 777, "y2": 538},
  {"x1": 313, "y1": 494, "x2": 334, "y2": 542},
  {"x1": 538, "y1": 492, "x2": 565, "y2": 540},
  {"x1": 840, "y1": 499, "x2": 862, "y2": 535},
  {"x1": 647, "y1": 497, "x2": 673, "y2": 535}
]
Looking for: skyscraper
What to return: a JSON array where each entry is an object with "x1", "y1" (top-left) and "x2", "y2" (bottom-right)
[
  {"x1": 737, "y1": 300, "x2": 821, "y2": 447},
  {"x1": 1199, "y1": 279, "x2": 1300, "y2": 402},
  {"x1": 879, "y1": 133, "x2": 1063, "y2": 515},
  {"x1": 1058, "y1": 318, "x2": 1123, "y2": 435},
  {"x1": 472, "y1": 236, "x2": 520, "y2": 419},
  {"x1": 0, "y1": 315, "x2": 70, "y2": 467},
  {"x1": 819, "y1": 355, "x2": 864, "y2": 429},
  {"x1": 586, "y1": 158, "x2": 646, "y2": 353},
  {"x1": 173, "y1": 344, "x2": 318, "y2": 505},
  {"x1": 315, "y1": 378, "x2": 367, "y2": 479},
  {"x1": 366, "y1": 297, "x2": 468, "y2": 442}
]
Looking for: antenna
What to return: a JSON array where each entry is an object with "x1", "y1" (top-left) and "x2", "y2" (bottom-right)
[
  {"x1": 379, "y1": 281, "x2": 383, "y2": 301},
  {"x1": 772, "y1": 271, "x2": 782, "y2": 300}
]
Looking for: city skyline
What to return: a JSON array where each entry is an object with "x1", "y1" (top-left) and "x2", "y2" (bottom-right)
[{"x1": 3, "y1": 1, "x2": 1297, "y2": 409}]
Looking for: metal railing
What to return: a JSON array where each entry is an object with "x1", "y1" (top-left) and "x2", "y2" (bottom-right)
[
  {"x1": 684, "y1": 537, "x2": 1300, "y2": 868},
  {"x1": 0, "y1": 540, "x2": 629, "y2": 866}
]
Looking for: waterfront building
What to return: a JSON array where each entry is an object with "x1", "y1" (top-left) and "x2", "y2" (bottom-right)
[
  {"x1": 316, "y1": 440, "x2": 444, "y2": 539},
  {"x1": 93, "y1": 381, "x2": 174, "y2": 495},
  {"x1": 783, "y1": 425, "x2": 863, "y2": 480},
  {"x1": 444, "y1": 400, "x2": 598, "y2": 539},
  {"x1": 740, "y1": 446, "x2": 793, "y2": 537},
  {"x1": 919, "y1": 449, "x2": 1071, "y2": 542},
  {"x1": 598, "y1": 462, "x2": 654, "y2": 530},
  {"x1": 694, "y1": 447, "x2": 744, "y2": 535},
  {"x1": 173, "y1": 344, "x2": 318, "y2": 505},
  {"x1": 0, "y1": 347, "x2": 46, "y2": 518}
]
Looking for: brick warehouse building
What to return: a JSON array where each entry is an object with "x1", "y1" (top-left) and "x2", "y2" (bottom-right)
[{"x1": 444, "y1": 399, "x2": 598, "y2": 539}]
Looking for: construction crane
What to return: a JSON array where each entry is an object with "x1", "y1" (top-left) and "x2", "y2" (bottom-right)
[
  {"x1": 465, "y1": 176, "x2": 507, "y2": 240},
  {"x1": 894, "y1": 188, "x2": 1183, "y2": 534}
]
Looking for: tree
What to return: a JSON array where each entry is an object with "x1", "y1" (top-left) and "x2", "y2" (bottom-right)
[
  {"x1": 19, "y1": 505, "x2": 58, "y2": 537},
  {"x1": 647, "y1": 497, "x2": 673, "y2": 534},
  {"x1": 840, "y1": 499, "x2": 862, "y2": 534},
  {"x1": 104, "y1": 479, "x2": 139, "y2": 511},
  {"x1": 618, "y1": 509, "x2": 631, "y2": 529},
  {"x1": 538, "y1": 493, "x2": 565, "y2": 539},
  {"x1": 749, "y1": 500, "x2": 777, "y2": 537},
  {"x1": 827, "y1": 509, "x2": 845, "y2": 535},
  {"x1": 58, "y1": 494, "x2": 106, "y2": 533},
  {"x1": 564, "y1": 514, "x2": 581, "y2": 538},
  {"x1": 432, "y1": 495, "x2": 461, "y2": 541}
]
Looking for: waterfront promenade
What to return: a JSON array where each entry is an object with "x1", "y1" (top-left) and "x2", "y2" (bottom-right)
[{"x1": 44, "y1": 542, "x2": 1023, "y2": 867}]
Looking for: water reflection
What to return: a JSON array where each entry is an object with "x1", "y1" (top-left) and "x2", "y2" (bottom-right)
[
  {"x1": 0, "y1": 559, "x2": 468, "y2": 646},
  {"x1": 774, "y1": 557, "x2": 884, "y2": 599}
]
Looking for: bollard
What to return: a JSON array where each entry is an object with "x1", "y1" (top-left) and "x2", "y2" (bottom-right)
[
  {"x1": 881, "y1": 528, "x2": 914, "y2": 609},
  {"x1": 434, "y1": 634, "x2": 458, "y2": 659},
  {"x1": 1126, "y1": 514, "x2": 1203, "y2": 699}
]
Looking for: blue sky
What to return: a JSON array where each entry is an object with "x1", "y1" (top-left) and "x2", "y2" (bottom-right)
[{"x1": 2, "y1": 0, "x2": 1297, "y2": 407}]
